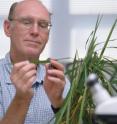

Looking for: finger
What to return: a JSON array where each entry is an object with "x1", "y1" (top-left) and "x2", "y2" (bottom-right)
[
  {"x1": 47, "y1": 76, "x2": 65, "y2": 86},
  {"x1": 11, "y1": 61, "x2": 30, "y2": 77},
  {"x1": 47, "y1": 69, "x2": 65, "y2": 80},
  {"x1": 45, "y1": 63, "x2": 50, "y2": 70},
  {"x1": 19, "y1": 63, "x2": 37, "y2": 76},
  {"x1": 26, "y1": 76, "x2": 36, "y2": 89},
  {"x1": 11, "y1": 65, "x2": 36, "y2": 86},
  {"x1": 50, "y1": 59, "x2": 64, "y2": 71},
  {"x1": 22, "y1": 69, "x2": 37, "y2": 82},
  {"x1": 13, "y1": 61, "x2": 30, "y2": 72}
]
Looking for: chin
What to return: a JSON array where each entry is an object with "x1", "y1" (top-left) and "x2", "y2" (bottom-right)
[
  {"x1": 26, "y1": 49, "x2": 40, "y2": 59},
  {"x1": 24, "y1": 46, "x2": 43, "y2": 58}
]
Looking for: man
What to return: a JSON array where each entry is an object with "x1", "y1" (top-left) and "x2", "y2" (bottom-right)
[{"x1": 0, "y1": 0, "x2": 70, "y2": 124}]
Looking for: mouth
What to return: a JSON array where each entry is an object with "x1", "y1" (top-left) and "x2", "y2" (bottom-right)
[
  {"x1": 25, "y1": 40, "x2": 42, "y2": 48},
  {"x1": 24, "y1": 40, "x2": 42, "y2": 46},
  {"x1": 25, "y1": 39, "x2": 41, "y2": 43}
]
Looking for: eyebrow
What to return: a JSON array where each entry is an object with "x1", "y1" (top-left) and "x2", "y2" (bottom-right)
[{"x1": 17, "y1": 16, "x2": 51, "y2": 22}]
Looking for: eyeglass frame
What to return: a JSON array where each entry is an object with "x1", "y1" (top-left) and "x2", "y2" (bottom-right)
[{"x1": 8, "y1": 17, "x2": 52, "y2": 32}]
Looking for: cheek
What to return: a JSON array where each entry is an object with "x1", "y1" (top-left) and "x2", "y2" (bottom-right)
[
  {"x1": 38, "y1": 33, "x2": 49, "y2": 52},
  {"x1": 41, "y1": 36, "x2": 49, "y2": 49},
  {"x1": 11, "y1": 28, "x2": 26, "y2": 42},
  {"x1": 10, "y1": 31, "x2": 27, "y2": 50},
  {"x1": 41, "y1": 32, "x2": 49, "y2": 43}
]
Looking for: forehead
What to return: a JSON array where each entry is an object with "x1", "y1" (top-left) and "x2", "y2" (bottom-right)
[{"x1": 14, "y1": 0, "x2": 50, "y2": 20}]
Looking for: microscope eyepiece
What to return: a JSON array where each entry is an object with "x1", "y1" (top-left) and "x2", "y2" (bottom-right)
[{"x1": 87, "y1": 73, "x2": 98, "y2": 87}]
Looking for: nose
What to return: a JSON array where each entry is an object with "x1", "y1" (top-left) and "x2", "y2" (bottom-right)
[{"x1": 30, "y1": 23, "x2": 39, "y2": 36}]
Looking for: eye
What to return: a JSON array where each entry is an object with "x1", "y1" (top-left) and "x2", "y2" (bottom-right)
[
  {"x1": 39, "y1": 22, "x2": 49, "y2": 28},
  {"x1": 21, "y1": 19, "x2": 32, "y2": 25}
]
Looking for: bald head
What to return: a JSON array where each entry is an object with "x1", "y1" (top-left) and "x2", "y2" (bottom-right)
[{"x1": 8, "y1": 0, "x2": 51, "y2": 20}]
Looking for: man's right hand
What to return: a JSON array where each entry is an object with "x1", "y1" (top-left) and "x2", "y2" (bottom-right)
[
  {"x1": 10, "y1": 61, "x2": 37, "y2": 100},
  {"x1": 0, "y1": 61, "x2": 37, "y2": 124}
]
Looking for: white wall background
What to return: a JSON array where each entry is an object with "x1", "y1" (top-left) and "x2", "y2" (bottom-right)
[{"x1": 0, "y1": 0, "x2": 117, "y2": 60}]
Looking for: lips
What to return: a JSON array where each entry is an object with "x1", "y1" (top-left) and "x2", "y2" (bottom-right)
[
  {"x1": 25, "y1": 39, "x2": 41, "y2": 45},
  {"x1": 24, "y1": 40, "x2": 42, "y2": 49}
]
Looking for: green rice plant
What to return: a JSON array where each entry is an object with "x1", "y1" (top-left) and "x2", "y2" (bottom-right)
[{"x1": 54, "y1": 16, "x2": 117, "y2": 124}]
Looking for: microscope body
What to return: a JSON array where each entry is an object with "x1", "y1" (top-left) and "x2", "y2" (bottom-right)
[{"x1": 87, "y1": 74, "x2": 117, "y2": 124}]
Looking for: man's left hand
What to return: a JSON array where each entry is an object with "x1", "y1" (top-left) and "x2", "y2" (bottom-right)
[{"x1": 44, "y1": 59, "x2": 66, "y2": 108}]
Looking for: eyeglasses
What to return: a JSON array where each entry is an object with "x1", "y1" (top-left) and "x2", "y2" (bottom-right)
[{"x1": 9, "y1": 17, "x2": 52, "y2": 32}]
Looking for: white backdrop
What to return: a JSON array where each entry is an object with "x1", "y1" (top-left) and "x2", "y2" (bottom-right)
[{"x1": 0, "y1": 0, "x2": 117, "y2": 60}]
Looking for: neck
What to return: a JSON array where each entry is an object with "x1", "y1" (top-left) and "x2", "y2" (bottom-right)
[{"x1": 10, "y1": 50, "x2": 39, "y2": 64}]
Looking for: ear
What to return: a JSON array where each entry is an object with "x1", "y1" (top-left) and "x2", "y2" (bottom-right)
[{"x1": 4, "y1": 20, "x2": 12, "y2": 37}]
